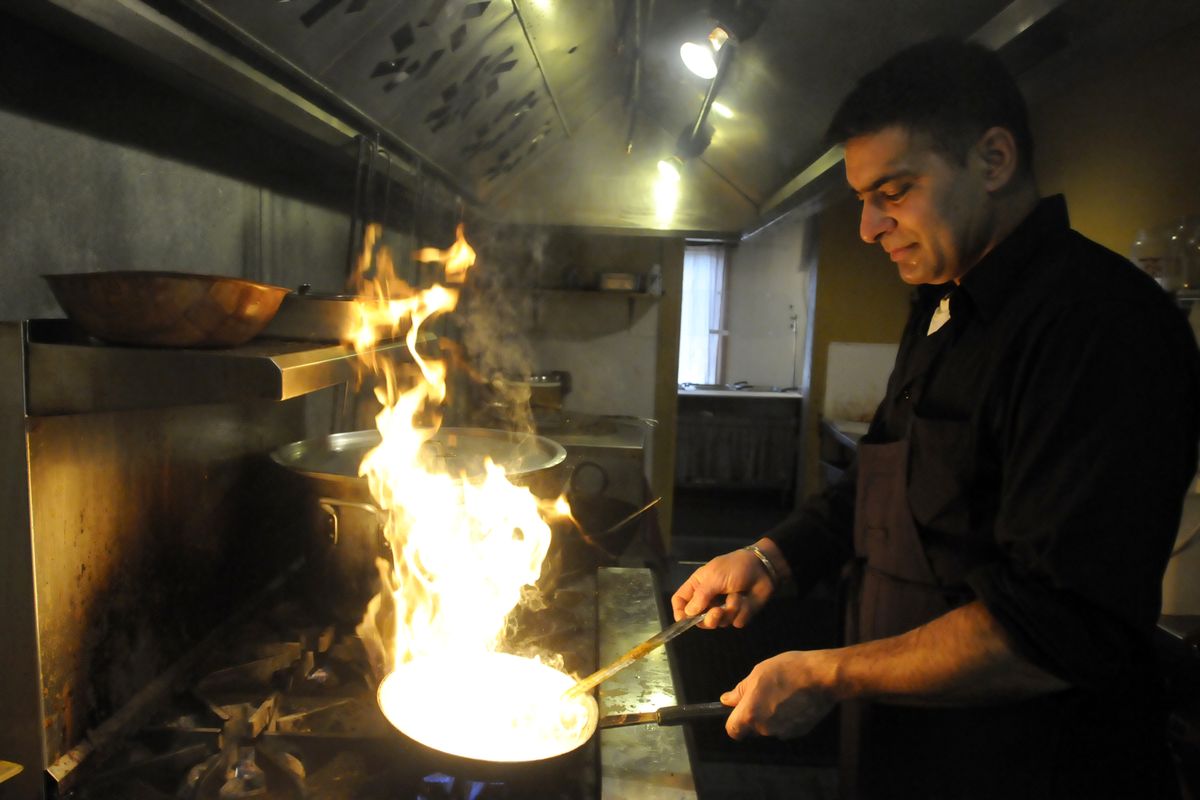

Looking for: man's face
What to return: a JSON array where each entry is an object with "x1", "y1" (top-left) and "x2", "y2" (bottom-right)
[{"x1": 844, "y1": 126, "x2": 992, "y2": 285}]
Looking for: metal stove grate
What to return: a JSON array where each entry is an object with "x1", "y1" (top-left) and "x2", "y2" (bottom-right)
[{"x1": 63, "y1": 580, "x2": 598, "y2": 800}]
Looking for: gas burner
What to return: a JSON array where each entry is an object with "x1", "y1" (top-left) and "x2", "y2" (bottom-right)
[
  {"x1": 420, "y1": 772, "x2": 510, "y2": 800},
  {"x1": 64, "y1": 587, "x2": 597, "y2": 800}
]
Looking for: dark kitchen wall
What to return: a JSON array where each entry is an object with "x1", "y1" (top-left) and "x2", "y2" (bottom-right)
[
  {"x1": 1027, "y1": 16, "x2": 1200, "y2": 257},
  {"x1": 0, "y1": 8, "x2": 366, "y2": 322}
]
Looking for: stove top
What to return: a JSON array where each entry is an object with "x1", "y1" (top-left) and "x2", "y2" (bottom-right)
[{"x1": 62, "y1": 580, "x2": 598, "y2": 800}]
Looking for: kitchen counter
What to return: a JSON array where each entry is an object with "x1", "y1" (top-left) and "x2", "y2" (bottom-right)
[
  {"x1": 536, "y1": 414, "x2": 649, "y2": 451},
  {"x1": 1159, "y1": 615, "x2": 1200, "y2": 657},
  {"x1": 678, "y1": 384, "x2": 801, "y2": 400},
  {"x1": 822, "y1": 418, "x2": 869, "y2": 449},
  {"x1": 598, "y1": 567, "x2": 697, "y2": 799}
]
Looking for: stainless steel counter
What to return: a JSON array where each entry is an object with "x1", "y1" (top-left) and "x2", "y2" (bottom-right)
[
  {"x1": 678, "y1": 386, "x2": 802, "y2": 400},
  {"x1": 823, "y1": 418, "x2": 869, "y2": 448},
  {"x1": 598, "y1": 567, "x2": 697, "y2": 799},
  {"x1": 535, "y1": 415, "x2": 649, "y2": 451}
]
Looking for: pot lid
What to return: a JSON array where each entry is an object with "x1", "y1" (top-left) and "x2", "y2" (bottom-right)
[{"x1": 271, "y1": 426, "x2": 566, "y2": 483}]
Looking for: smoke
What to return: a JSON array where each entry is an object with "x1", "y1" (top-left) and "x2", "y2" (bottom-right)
[{"x1": 453, "y1": 227, "x2": 542, "y2": 382}]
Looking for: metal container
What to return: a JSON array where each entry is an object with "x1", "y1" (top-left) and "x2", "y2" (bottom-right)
[
  {"x1": 270, "y1": 427, "x2": 567, "y2": 620},
  {"x1": 260, "y1": 287, "x2": 396, "y2": 343},
  {"x1": 272, "y1": 427, "x2": 566, "y2": 494},
  {"x1": 598, "y1": 273, "x2": 639, "y2": 292}
]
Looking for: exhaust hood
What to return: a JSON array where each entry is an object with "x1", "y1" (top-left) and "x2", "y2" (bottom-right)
[{"x1": 8, "y1": 0, "x2": 1198, "y2": 236}]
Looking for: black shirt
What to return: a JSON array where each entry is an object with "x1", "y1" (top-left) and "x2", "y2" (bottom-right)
[{"x1": 770, "y1": 195, "x2": 1200, "y2": 691}]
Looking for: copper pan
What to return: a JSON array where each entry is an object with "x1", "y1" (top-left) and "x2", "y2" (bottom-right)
[{"x1": 43, "y1": 270, "x2": 289, "y2": 347}]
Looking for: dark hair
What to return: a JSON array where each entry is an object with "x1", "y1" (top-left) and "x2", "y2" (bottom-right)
[{"x1": 825, "y1": 38, "x2": 1034, "y2": 174}]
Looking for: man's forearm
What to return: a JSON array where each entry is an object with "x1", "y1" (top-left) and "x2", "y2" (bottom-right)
[{"x1": 832, "y1": 600, "x2": 1070, "y2": 706}]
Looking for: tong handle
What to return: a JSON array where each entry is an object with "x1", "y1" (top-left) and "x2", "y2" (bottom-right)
[
  {"x1": 565, "y1": 611, "x2": 706, "y2": 697},
  {"x1": 657, "y1": 701, "x2": 731, "y2": 726}
]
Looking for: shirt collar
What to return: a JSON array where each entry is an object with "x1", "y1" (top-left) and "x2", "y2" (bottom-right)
[{"x1": 954, "y1": 195, "x2": 1071, "y2": 323}]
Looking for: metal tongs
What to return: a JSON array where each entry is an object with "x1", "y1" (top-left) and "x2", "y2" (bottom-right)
[
  {"x1": 598, "y1": 701, "x2": 730, "y2": 729},
  {"x1": 564, "y1": 611, "x2": 707, "y2": 698}
]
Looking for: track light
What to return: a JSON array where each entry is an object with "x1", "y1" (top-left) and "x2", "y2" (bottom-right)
[
  {"x1": 657, "y1": 157, "x2": 683, "y2": 182},
  {"x1": 679, "y1": 26, "x2": 729, "y2": 79}
]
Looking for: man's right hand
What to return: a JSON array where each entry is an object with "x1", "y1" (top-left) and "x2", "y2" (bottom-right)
[{"x1": 670, "y1": 539, "x2": 787, "y2": 628}]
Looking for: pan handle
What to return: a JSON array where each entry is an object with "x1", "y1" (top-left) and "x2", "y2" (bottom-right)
[{"x1": 657, "y1": 702, "x2": 730, "y2": 726}]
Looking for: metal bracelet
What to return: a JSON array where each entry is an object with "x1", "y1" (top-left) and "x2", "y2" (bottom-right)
[{"x1": 742, "y1": 544, "x2": 780, "y2": 588}]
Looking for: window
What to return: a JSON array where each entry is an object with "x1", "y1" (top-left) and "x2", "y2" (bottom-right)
[{"x1": 677, "y1": 244, "x2": 728, "y2": 384}]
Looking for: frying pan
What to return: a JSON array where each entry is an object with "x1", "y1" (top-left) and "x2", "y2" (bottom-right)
[
  {"x1": 374, "y1": 612, "x2": 716, "y2": 780},
  {"x1": 376, "y1": 653, "x2": 598, "y2": 782},
  {"x1": 376, "y1": 659, "x2": 729, "y2": 783}
]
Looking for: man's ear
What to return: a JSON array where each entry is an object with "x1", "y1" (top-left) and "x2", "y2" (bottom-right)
[{"x1": 974, "y1": 126, "x2": 1019, "y2": 191}]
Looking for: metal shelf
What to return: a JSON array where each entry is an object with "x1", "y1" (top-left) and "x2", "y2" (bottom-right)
[
  {"x1": 531, "y1": 288, "x2": 657, "y2": 297},
  {"x1": 530, "y1": 289, "x2": 659, "y2": 327},
  {"x1": 24, "y1": 319, "x2": 430, "y2": 415}
]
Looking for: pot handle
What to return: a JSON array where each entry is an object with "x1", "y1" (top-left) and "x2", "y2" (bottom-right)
[
  {"x1": 318, "y1": 497, "x2": 384, "y2": 546},
  {"x1": 567, "y1": 460, "x2": 609, "y2": 498}
]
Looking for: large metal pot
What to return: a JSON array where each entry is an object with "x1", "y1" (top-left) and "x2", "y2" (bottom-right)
[{"x1": 270, "y1": 427, "x2": 567, "y2": 621}]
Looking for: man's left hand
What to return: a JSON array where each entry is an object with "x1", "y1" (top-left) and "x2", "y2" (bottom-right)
[{"x1": 720, "y1": 650, "x2": 840, "y2": 740}]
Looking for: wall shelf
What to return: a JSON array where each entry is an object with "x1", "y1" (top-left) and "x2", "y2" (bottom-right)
[
  {"x1": 23, "y1": 319, "x2": 433, "y2": 415},
  {"x1": 529, "y1": 288, "x2": 659, "y2": 326}
]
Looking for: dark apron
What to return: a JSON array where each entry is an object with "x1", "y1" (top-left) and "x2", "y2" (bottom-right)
[
  {"x1": 838, "y1": 352, "x2": 1175, "y2": 800},
  {"x1": 840, "y1": 432, "x2": 957, "y2": 800}
]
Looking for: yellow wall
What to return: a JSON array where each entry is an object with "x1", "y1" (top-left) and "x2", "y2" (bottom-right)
[
  {"x1": 1030, "y1": 22, "x2": 1200, "y2": 253},
  {"x1": 803, "y1": 196, "x2": 913, "y2": 495}
]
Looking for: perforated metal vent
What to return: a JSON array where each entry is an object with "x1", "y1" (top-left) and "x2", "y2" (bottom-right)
[{"x1": 195, "y1": 0, "x2": 549, "y2": 193}]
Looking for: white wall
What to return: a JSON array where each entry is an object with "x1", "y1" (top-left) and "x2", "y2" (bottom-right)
[
  {"x1": 723, "y1": 216, "x2": 813, "y2": 388},
  {"x1": 528, "y1": 295, "x2": 658, "y2": 420}
]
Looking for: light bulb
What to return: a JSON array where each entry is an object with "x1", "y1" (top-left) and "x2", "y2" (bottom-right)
[
  {"x1": 680, "y1": 41, "x2": 718, "y2": 79},
  {"x1": 654, "y1": 175, "x2": 680, "y2": 224},
  {"x1": 711, "y1": 101, "x2": 734, "y2": 119}
]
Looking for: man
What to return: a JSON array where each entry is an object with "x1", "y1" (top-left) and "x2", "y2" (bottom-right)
[{"x1": 672, "y1": 38, "x2": 1200, "y2": 799}]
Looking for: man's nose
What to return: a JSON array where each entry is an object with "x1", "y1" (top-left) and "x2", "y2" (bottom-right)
[{"x1": 860, "y1": 202, "x2": 895, "y2": 244}]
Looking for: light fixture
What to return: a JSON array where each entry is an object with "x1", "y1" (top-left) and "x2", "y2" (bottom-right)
[
  {"x1": 657, "y1": 157, "x2": 682, "y2": 182},
  {"x1": 711, "y1": 101, "x2": 734, "y2": 119},
  {"x1": 679, "y1": 26, "x2": 729, "y2": 79},
  {"x1": 676, "y1": 121, "x2": 714, "y2": 161},
  {"x1": 653, "y1": 167, "x2": 681, "y2": 224}
]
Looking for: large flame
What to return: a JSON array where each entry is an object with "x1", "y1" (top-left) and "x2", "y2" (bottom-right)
[{"x1": 349, "y1": 222, "x2": 594, "y2": 760}]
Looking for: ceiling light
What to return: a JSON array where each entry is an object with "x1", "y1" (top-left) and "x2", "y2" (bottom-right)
[
  {"x1": 654, "y1": 169, "x2": 680, "y2": 224},
  {"x1": 679, "y1": 42, "x2": 718, "y2": 79},
  {"x1": 711, "y1": 101, "x2": 734, "y2": 119},
  {"x1": 679, "y1": 26, "x2": 729, "y2": 79},
  {"x1": 657, "y1": 157, "x2": 682, "y2": 182}
]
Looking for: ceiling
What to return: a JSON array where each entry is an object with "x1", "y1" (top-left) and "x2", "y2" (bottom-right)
[{"x1": 11, "y1": 0, "x2": 1200, "y2": 236}]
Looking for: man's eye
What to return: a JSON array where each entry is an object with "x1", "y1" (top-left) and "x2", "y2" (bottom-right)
[{"x1": 880, "y1": 185, "x2": 909, "y2": 202}]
